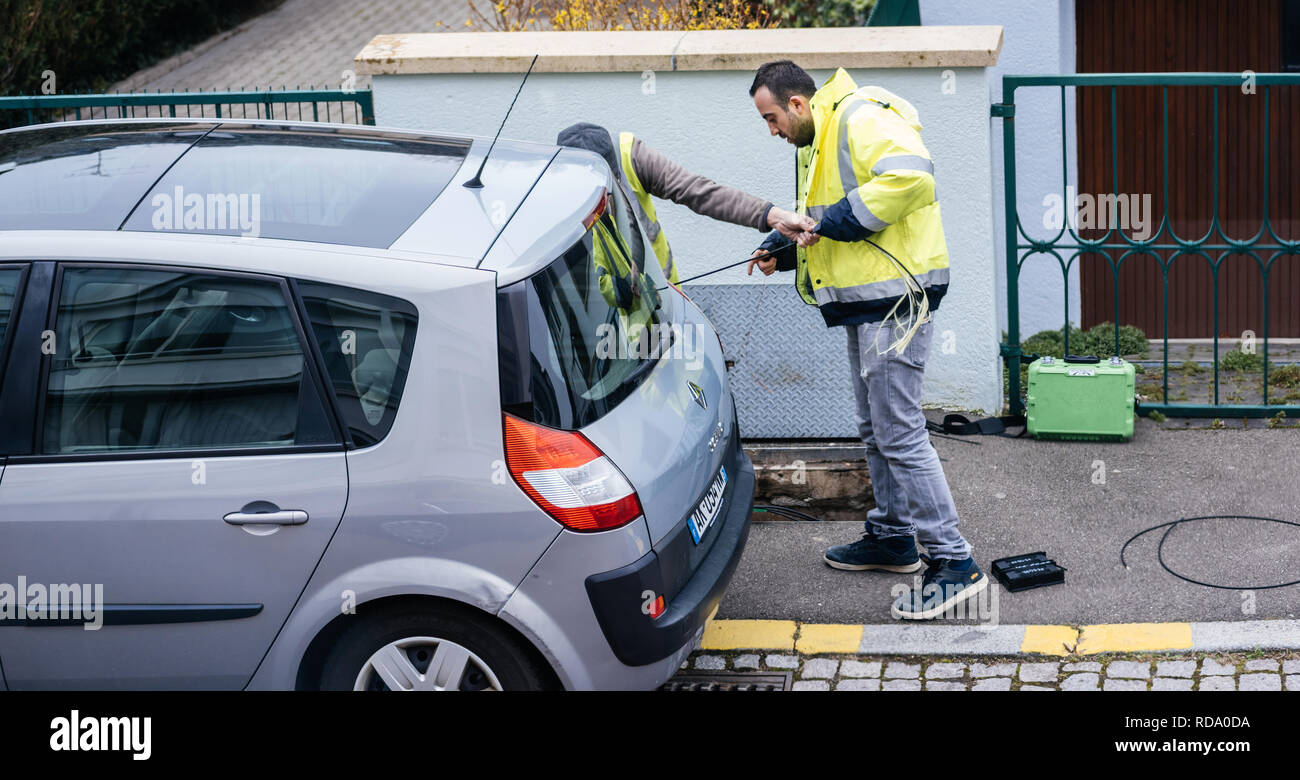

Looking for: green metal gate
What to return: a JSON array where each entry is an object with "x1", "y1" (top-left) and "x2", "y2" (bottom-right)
[
  {"x1": 0, "y1": 88, "x2": 375, "y2": 130},
  {"x1": 996, "y1": 73, "x2": 1300, "y2": 419}
]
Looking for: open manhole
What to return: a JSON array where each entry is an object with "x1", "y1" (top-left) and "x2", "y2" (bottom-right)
[{"x1": 660, "y1": 671, "x2": 791, "y2": 691}]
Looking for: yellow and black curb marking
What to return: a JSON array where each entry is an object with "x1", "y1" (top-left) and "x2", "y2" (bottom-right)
[{"x1": 699, "y1": 618, "x2": 1300, "y2": 656}]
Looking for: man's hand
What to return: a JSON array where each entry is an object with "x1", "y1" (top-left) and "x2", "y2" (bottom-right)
[
  {"x1": 767, "y1": 206, "x2": 816, "y2": 242},
  {"x1": 747, "y1": 247, "x2": 778, "y2": 276},
  {"x1": 795, "y1": 228, "x2": 820, "y2": 248}
]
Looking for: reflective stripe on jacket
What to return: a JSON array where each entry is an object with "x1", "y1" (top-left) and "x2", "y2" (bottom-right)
[
  {"x1": 592, "y1": 215, "x2": 653, "y2": 349},
  {"x1": 796, "y1": 68, "x2": 949, "y2": 326},
  {"x1": 618, "y1": 131, "x2": 678, "y2": 284}
]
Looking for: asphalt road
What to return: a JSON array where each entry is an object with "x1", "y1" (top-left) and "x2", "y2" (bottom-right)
[{"x1": 719, "y1": 419, "x2": 1300, "y2": 625}]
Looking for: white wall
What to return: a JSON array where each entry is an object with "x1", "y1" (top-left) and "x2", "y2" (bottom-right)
[
  {"x1": 373, "y1": 62, "x2": 1003, "y2": 424},
  {"x1": 922, "y1": 0, "x2": 1078, "y2": 340}
]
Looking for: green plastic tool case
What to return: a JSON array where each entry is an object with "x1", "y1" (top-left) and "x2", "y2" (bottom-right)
[{"x1": 1025, "y1": 355, "x2": 1135, "y2": 441}]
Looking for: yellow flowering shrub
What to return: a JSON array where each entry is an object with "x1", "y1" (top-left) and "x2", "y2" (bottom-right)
[{"x1": 469, "y1": 0, "x2": 775, "y2": 32}]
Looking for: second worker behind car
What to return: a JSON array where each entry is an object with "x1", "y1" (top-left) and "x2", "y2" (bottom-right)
[{"x1": 555, "y1": 122, "x2": 814, "y2": 284}]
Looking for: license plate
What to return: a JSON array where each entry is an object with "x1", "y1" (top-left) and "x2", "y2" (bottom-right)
[{"x1": 688, "y1": 466, "x2": 727, "y2": 545}]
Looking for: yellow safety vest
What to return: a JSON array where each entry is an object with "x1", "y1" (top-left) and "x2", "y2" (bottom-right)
[
  {"x1": 618, "y1": 131, "x2": 679, "y2": 284},
  {"x1": 795, "y1": 69, "x2": 949, "y2": 318},
  {"x1": 592, "y1": 216, "x2": 652, "y2": 352}
]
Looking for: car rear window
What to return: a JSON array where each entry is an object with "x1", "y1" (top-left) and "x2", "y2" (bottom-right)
[
  {"x1": 497, "y1": 188, "x2": 674, "y2": 429},
  {"x1": 121, "y1": 125, "x2": 471, "y2": 247}
]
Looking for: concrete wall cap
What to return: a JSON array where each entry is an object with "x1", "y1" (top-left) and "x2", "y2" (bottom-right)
[{"x1": 354, "y1": 27, "x2": 1004, "y2": 75}]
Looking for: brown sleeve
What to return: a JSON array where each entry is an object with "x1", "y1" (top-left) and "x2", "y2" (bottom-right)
[{"x1": 630, "y1": 137, "x2": 773, "y2": 231}]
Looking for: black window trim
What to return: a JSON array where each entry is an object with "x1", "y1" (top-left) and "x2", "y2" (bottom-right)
[
  {"x1": 288, "y1": 278, "x2": 355, "y2": 449},
  {"x1": 8, "y1": 260, "x2": 346, "y2": 465},
  {"x1": 0, "y1": 261, "x2": 32, "y2": 386},
  {"x1": 0, "y1": 261, "x2": 52, "y2": 457},
  {"x1": 0, "y1": 261, "x2": 36, "y2": 457}
]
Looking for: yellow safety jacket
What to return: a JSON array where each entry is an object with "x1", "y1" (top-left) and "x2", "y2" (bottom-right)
[
  {"x1": 618, "y1": 131, "x2": 679, "y2": 284},
  {"x1": 796, "y1": 68, "x2": 949, "y2": 325}
]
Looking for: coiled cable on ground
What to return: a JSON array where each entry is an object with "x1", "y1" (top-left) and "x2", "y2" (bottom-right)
[{"x1": 1120, "y1": 515, "x2": 1300, "y2": 590}]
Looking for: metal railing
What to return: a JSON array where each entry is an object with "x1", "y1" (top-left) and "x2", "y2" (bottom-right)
[
  {"x1": 996, "y1": 72, "x2": 1300, "y2": 418},
  {"x1": 0, "y1": 88, "x2": 375, "y2": 130}
]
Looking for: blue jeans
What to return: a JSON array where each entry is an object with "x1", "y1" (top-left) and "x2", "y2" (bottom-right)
[{"x1": 846, "y1": 318, "x2": 970, "y2": 560}]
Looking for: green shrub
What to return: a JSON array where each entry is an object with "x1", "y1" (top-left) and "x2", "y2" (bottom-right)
[
  {"x1": 1020, "y1": 327, "x2": 1074, "y2": 360},
  {"x1": 1018, "y1": 322, "x2": 1148, "y2": 360},
  {"x1": 765, "y1": 0, "x2": 875, "y2": 27},
  {"x1": 1136, "y1": 382, "x2": 1163, "y2": 399},
  {"x1": 1269, "y1": 364, "x2": 1300, "y2": 388},
  {"x1": 1076, "y1": 322, "x2": 1149, "y2": 358},
  {"x1": 1, "y1": 0, "x2": 281, "y2": 103},
  {"x1": 1221, "y1": 349, "x2": 1263, "y2": 372}
]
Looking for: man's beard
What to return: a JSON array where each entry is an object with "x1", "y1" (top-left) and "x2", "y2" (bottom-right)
[{"x1": 788, "y1": 111, "x2": 816, "y2": 147}]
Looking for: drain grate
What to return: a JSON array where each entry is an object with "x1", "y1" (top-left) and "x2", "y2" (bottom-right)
[{"x1": 660, "y1": 671, "x2": 792, "y2": 691}]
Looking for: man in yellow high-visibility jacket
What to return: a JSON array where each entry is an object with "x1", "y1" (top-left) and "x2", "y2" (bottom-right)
[{"x1": 745, "y1": 60, "x2": 987, "y2": 621}]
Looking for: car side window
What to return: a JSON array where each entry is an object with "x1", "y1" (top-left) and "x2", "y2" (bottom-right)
[
  {"x1": 42, "y1": 266, "x2": 335, "y2": 454},
  {"x1": 296, "y1": 282, "x2": 417, "y2": 447}
]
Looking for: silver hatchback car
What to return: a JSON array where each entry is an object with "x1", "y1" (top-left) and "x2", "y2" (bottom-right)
[{"x1": 0, "y1": 119, "x2": 754, "y2": 690}]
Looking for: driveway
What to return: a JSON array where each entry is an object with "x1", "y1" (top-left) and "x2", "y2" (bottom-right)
[{"x1": 113, "y1": 0, "x2": 473, "y2": 93}]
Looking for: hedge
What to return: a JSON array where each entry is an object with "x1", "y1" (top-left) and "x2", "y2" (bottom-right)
[{"x1": 1, "y1": 0, "x2": 281, "y2": 97}]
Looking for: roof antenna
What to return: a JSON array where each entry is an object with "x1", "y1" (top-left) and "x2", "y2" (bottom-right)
[{"x1": 463, "y1": 53, "x2": 539, "y2": 189}]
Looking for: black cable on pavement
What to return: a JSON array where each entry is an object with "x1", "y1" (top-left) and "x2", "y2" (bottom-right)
[{"x1": 1120, "y1": 515, "x2": 1300, "y2": 590}]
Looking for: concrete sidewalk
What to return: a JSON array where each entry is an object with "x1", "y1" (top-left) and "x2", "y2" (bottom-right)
[{"x1": 723, "y1": 418, "x2": 1300, "y2": 627}]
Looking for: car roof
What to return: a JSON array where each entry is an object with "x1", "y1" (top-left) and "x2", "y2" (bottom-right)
[{"x1": 0, "y1": 118, "x2": 610, "y2": 278}]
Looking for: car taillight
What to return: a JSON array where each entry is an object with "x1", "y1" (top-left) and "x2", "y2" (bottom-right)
[
  {"x1": 582, "y1": 189, "x2": 608, "y2": 230},
  {"x1": 502, "y1": 413, "x2": 642, "y2": 532}
]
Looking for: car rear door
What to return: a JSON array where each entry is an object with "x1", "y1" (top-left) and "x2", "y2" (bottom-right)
[{"x1": 0, "y1": 260, "x2": 348, "y2": 690}]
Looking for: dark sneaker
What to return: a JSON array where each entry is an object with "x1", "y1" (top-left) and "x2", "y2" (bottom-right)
[
  {"x1": 891, "y1": 557, "x2": 989, "y2": 620},
  {"x1": 823, "y1": 531, "x2": 923, "y2": 573}
]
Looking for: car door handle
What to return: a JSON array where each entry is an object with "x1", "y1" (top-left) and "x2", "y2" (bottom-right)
[{"x1": 223, "y1": 510, "x2": 308, "y2": 526}]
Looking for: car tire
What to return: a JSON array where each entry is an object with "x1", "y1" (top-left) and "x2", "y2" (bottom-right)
[{"x1": 319, "y1": 606, "x2": 555, "y2": 691}]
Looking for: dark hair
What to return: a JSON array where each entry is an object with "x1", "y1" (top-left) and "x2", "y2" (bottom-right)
[{"x1": 749, "y1": 60, "x2": 816, "y2": 105}]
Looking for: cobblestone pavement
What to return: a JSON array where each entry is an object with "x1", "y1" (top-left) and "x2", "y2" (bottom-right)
[
  {"x1": 681, "y1": 650, "x2": 1300, "y2": 691},
  {"x1": 113, "y1": 0, "x2": 475, "y2": 93}
]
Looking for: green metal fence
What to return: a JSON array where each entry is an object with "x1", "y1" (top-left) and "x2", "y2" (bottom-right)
[
  {"x1": 996, "y1": 72, "x2": 1300, "y2": 419},
  {"x1": 0, "y1": 88, "x2": 375, "y2": 130}
]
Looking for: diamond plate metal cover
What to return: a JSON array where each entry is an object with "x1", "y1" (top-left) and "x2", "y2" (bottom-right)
[{"x1": 686, "y1": 283, "x2": 858, "y2": 439}]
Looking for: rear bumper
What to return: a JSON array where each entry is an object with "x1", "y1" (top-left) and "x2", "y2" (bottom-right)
[{"x1": 584, "y1": 446, "x2": 755, "y2": 666}]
